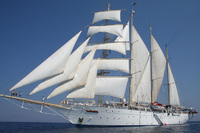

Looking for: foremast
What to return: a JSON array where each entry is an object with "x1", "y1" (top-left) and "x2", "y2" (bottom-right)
[
  {"x1": 7, "y1": 3, "x2": 131, "y2": 105},
  {"x1": 98, "y1": 3, "x2": 110, "y2": 106}
]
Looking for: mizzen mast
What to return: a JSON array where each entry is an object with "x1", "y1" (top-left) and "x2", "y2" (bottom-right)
[
  {"x1": 150, "y1": 22, "x2": 153, "y2": 103},
  {"x1": 165, "y1": 45, "x2": 170, "y2": 105}
]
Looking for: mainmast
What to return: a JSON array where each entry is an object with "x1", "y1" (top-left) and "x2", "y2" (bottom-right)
[
  {"x1": 150, "y1": 23, "x2": 167, "y2": 104},
  {"x1": 129, "y1": 9, "x2": 135, "y2": 105},
  {"x1": 98, "y1": 3, "x2": 110, "y2": 105}
]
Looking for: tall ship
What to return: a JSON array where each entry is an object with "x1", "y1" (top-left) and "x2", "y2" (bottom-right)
[{"x1": 0, "y1": 3, "x2": 198, "y2": 126}]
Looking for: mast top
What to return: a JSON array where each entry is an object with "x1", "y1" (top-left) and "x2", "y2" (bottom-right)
[
  {"x1": 132, "y1": 2, "x2": 137, "y2": 12},
  {"x1": 107, "y1": 3, "x2": 110, "y2": 11}
]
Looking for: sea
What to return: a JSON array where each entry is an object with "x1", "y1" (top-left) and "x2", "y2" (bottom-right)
[{"x1": 0, "y1": 121, "x2": 199, "y2": 133}]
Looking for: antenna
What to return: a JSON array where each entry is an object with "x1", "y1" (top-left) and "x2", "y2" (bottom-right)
[{"x1": 132, "y1": 2, "x2": 138, "y2": 11}]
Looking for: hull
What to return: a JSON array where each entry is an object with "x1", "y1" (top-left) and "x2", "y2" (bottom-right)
[{"x1": 55, "y1": 104, "x2": 193, "y2": 126}]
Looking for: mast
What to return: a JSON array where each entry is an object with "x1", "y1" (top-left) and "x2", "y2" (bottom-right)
[
  {"x1": 98, "y1": 3, "x2": 110, "y2": 105},
  {"x1": 129, "y1": 9, "x2": 135, "y2": 105},
  {"x1": 166, "y1": 45, "x2": 170, "y2": 105},
  {"x1": 150, "y1": 22, "x2": 153, "y2": 103}
]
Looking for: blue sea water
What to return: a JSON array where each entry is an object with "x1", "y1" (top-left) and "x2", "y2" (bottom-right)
[{"x1": 0, "y1": 121, "x2": 199, "y2": 133}]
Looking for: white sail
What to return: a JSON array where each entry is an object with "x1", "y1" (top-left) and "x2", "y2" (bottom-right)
[
  {"x1": 95, "y1": 77, "x2": 128, "y2": 98},
  {"x1": 92, "y1": 10, "x2": 121, "y2": 24},
  {"x1": 131, "y1": 25, "x2": 151, "y2": 103},
  {"x1": 168, "y1": 63, "x2": 180, "y2": 106},
  {"x1": 46, "y1": 48, "x2": 96, "y2": 99},
  {"x1": 115, "y1": 21, "x2": 130, "y2": 50},
  {"x1": 87, "y1": 25, "x2": 123, "y2": 37},
  {"x1": 84, "y1": 42, "x2": 126, "y2": 55},
  {"x1": 9, "y1": 31, "x2": 82, "y2": 91},
  {"x1": 132, "y1": 59, "x2": 151, "y2": 103},
  {"x1": 151, "y1": 35, "x2": 166, "y2": 103},
  {"x1": 67, "y1": 59, "x2": 99, "y2": 99},
  {"x1": 92, "y1": 59, "x2": 129, "y2": 73},
  {"x1": 29, "y1": 37, "x2": 90, "y2": 95}
]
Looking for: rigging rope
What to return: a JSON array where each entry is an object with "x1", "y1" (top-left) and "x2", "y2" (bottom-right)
[
  {"x1": 45, "y1": 106, "x2": 70, "y2": 121},
  {"x1": 5, "y1": 98, "x2": 30, "y2": 110},
  {"x1": 4, "y1": 97, "x2": 64, "y2": 116}
]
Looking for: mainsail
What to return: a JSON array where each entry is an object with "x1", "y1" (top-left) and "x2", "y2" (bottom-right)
[
  {"x1": 167, "y1": 62, "x2": 180, "y2": 106},
  {"x1": 131, "y1": 25, "x2": 151, "y2": 104},
  {"x1": 151, "y1": 35, "x2": 166, "y2": 103}
]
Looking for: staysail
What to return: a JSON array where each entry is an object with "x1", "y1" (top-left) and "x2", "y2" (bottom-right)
[
  {"x1": 29, "y1": 37, "x2": 90, "y2": 95},
  {"x1": 67, "y1": 59, "x2": 99, "y2": 99},
  {"x1": 9, "y1": 31, "x2": 82, "y2": 91},
  {"x1": 47, "y1": 48, "x2": 96, "y2": 99},
  {"x1": 115, "y1": 21, "x2": 130, "y2": 50}
]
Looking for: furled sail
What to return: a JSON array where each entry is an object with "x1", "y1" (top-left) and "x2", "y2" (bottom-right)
[
  {"x1": 131, "y1": 25, "x2": 151, "y2": 103},
  {"x1": 67, "y1": 59, "x2": 99, "y2": 99},
  {"x1": 46, "y1": 48, "x2": 96, "y2": 99},
  {"x1": 115, "y1": 21, "x2": 130, "y2": 50},
  {"x1": 84, "y1": 42, "x2": 126, "y2": 55},
  {"x1": 9, "y1": 31, "x2": 82, "y2": 91},
  {"x1": 168, "y1": 63, "x2": 180, "y2": 106},
  {"x1": 151, "y1": 35, "x2": 166, "y2": 103},
  {"x1": 95, "y1": 77, "x2": 128, "y2": 98},
  {"x1": 92, "y1": 59, "x2": 129, "y2": 73},
  {"x1": 87, "y1": 24, "x2": 123, "y2": 37},
  {"x1": 29, "y1": 37, "x2": 90, "y2": 95},
  {"x1": 92, "y1": 10, "x2": 121, "y2": 24}
]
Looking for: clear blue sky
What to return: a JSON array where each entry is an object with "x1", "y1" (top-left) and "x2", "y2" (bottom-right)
[{"x1": 0, "y1": 0, "x2": 200, "y2": 122}]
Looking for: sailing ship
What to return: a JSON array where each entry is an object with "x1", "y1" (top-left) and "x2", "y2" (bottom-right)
[{"x1": 0, "y1": 3, "x2": 198, "y2": 126}]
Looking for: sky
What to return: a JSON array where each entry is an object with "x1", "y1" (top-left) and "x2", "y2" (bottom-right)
[{"x1": 0, "y1": 0, "x2": 200, "y2": 122}]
